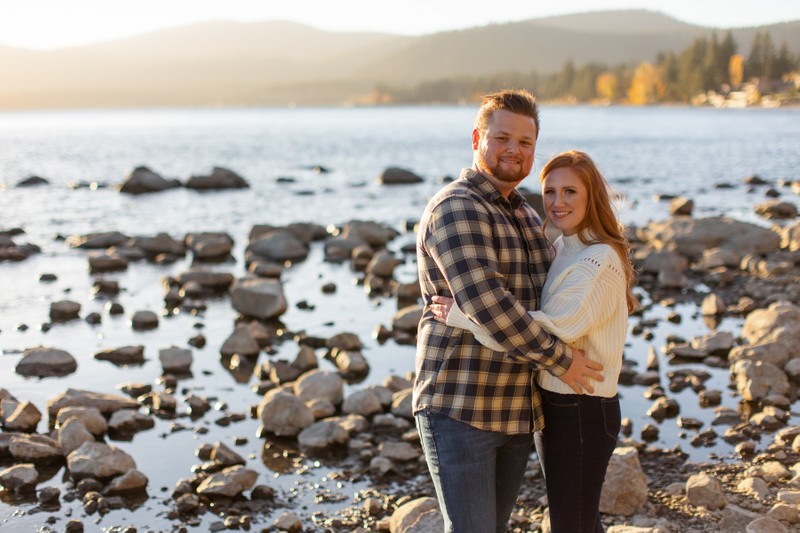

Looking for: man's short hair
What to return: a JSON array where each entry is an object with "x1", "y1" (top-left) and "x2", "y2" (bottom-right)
[{"x1": 474, "y1": 89, "x2": 540, "y2": 138}]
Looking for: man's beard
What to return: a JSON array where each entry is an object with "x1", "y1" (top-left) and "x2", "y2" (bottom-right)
[{"x1": 483, "y1": 159, "x2": 529, "y2": 183}]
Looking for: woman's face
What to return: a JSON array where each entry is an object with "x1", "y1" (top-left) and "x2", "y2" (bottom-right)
[{"x1": 542, "y1": 167, "x2": 588, "y2": 236}]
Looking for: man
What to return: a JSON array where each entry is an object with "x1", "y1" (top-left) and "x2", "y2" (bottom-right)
[{"x1": 413, "y1": 89, "x2": 603, "y2": 532}]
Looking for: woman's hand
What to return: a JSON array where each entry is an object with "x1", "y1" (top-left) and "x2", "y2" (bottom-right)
[{"x1": 430, "y1": 295, "x2": 455, "y2": 323}]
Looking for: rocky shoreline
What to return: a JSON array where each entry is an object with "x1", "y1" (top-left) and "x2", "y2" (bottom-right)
[{"x1": 1, "y1": 169, "x2": 800, "y2": 532}]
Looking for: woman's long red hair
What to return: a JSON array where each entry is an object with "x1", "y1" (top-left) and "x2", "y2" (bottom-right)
[{"x1": 541, "y1": 150, "x2": 638, "y2": 313}]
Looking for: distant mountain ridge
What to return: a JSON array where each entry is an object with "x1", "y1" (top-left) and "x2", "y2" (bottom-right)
[{"x1": 1, "y1": 10, "x2": 798, "y2": 109}]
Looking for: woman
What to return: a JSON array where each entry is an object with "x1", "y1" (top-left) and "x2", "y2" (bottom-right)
[{"x1": 430, "y1": 150, "x2": 637, "y2": 532}]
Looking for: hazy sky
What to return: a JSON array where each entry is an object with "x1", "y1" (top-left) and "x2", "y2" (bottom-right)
[{"x1": 3, "y1": 0, "x2": 800, "y2": 50}]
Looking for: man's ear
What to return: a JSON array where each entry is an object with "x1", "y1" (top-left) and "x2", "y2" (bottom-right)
[{"x1": 471, "y1": 128, "x2": 480, "y2": 150}]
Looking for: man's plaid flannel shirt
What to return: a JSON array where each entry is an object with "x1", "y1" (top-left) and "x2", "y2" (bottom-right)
[{"x1": 413, "y1": 168, "x2": 573, "y2": 434}]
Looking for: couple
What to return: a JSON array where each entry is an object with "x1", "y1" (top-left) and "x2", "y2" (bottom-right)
[{"x1": 413, "y1": 89, "x2": 637, "y2": 533}]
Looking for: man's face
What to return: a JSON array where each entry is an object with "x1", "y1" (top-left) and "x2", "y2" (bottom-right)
[{"x1": 472, "y1": 109, "x2": 538, "y2": 195}]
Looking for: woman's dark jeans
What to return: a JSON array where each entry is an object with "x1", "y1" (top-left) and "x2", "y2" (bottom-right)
[{"x1": 534, "y1": 389, "x2": 620, "y2": 533}]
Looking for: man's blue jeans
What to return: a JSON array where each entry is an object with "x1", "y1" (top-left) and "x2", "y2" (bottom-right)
[{"x1": 415, "y1": 410, "x2": 534, "y2": 533}]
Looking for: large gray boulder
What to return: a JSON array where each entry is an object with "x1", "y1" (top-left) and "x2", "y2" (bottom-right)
[{"x1": 637, "y1": 216, "x2": 781, "y2": 261}]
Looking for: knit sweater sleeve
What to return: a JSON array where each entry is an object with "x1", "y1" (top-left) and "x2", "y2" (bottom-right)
[
  {"x1": 530, "y1": 246, "x2": 626, "y2": 344},
  {"x1": 446, "y1": 245, "x2": 626, "y2": 347}
]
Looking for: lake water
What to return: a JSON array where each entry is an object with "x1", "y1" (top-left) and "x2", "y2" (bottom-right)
[{"x1": 0, "y1": 105, "x2": 799, "y2": 531}]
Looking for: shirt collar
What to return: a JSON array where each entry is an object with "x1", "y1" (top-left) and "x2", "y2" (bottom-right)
[{"x1": 459, "y1": 168, "x2": 526, "y2": 209}]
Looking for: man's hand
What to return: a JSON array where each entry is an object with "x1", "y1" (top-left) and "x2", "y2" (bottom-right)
[{"x1": 558, "y1": 348, "x2": 604, "y2": 394}]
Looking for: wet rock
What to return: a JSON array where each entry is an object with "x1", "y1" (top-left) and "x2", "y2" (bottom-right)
[
  {"x1": 49, "y1": 300, "x2": 81, "y2": 322},
  {"x1": 67, "y1": 442, "x2": 136, "y2": 480},
  {"x1": 106, "y1": 468, "x2": 148, "y2": 493},
  {"x1": 16, "y1": 175, "x2": 49, "y2": 187},
  {"x1": 729, "y1": 343, "x2": 790, "y2": 368},
  {"x1": 377, "y1": 167, "x2": 424, "y2": 185},
  {"x1": 641, "y1": 424, "x2": 659, "y2": 441},
  {"x1": 16, "y1": 346, "x2": 77, "y2": 378},
  {"x1": 185, "y1": 166, "x2": 249, "y2": 190},
  {"x1": 341, "y1": 220, "x2": 400, "y2": 249},
  {"x1": 294, "y1": 369, "x2": 344, "y2": 405},
  {"x1": 159, "y1": 346, "x2": 193, "y2": 374},
  {"x1": 65, "y1": 519, "x2": 85, "y2": 533},
  {"x1": 230, "y1": 278, "x2": 288, "y2": 319},
  {"x1": 133, "y1": 232, "x2": 185, "y2": 259},
  {"x1": 324, "y1": 234, "x2": 370, "y2": 263},
  {"x1": 94, "y1": 345, "x2": 145, "y2": 366},
  {"x1": 701, "y1": 293, "x2": 725, "y2": 316},
  {"x1": 108, "y1": 409, "x2": 155, "y2": 435},
  {"x1": 330, "y1": 348, "x2": 369, "y2": 377},
  {"x1": 366, "y1": 250, "x2": 402, "y2": 278},
  {"x1": 185, "y1": 232, "x2": 234, "y2": 261},
  {"x1": 57, "y1": 418, "x2": 95, "y2": 455},
  {"x1": 48, "y1": 389, "x2": 139, "y2": 418},
  {"x1": 0, "y1": 463, "x2": 38, "y2": 491},
  {"x1": 210, "y1": 442, "x2": 245, "y2": 467},
  {"x1": 258, "y1": 389, "x2": 314, "y2": 437},
  {"x1": 246, "y1": 229, "x2": 308, "y2": 263},
  {"x1": 379, "y1": 441, "x2": 419, "y2": 462},
  {"x1": 668, "y1": 197, "x2": 693, "y2": 216},
  {"x1": 342, "y1": 389, "x2": 384, "y2": 417},
  {"x1": 637, "y1": 216, "x2": 780, "y2": 261},
  {"x1": 66, "y1": 231, "x2": 130, "y2": 249},
  {"x1": 220, "y1": 324, "x2": 260, "y2": 358},
  {"x1": 38, "y1": 486, "x2": 60, "y2": 505},
  {"x1": 690, "y1": 330, "x2": 734, "y2": 355},
  {"x1": 176, "y1": 269, "x2": 235, "y2": 292},
  {"x1": 647, "y1": 397, "x2": 680, "y2": 421},
  {"x1": 131, "y1": 310, "x2": 159, "y2": 331},
  {"x1": 8, "y1": 434, "x2": 62, "y2": 463},
  {"x1": 392, "y1": 304, "x2": 424, "y2": 332},
  {"x1": 754, "y1": 200, "x2": 798, "y2": 220},
  {"x1": 2, "y1": 400, "x2": 42, "y2": 432},
  {"x1": 297, "y1": 420, "x2": 350, "y2": 451},
  {"x1": 196, "y1": 465, "x2": 258, "y2": 497},
  {"x1": 272, "y1": 512, "x2": 303, "y2": 532},
  {"x1": 88, "y1": 252, "x2": 129, "y2": 274},
  {"x1": 117, "y1": 166, "x2": 181, "y2": 194},
  {"x1": 185, "y1": 394, "x2": 211, "y2": 417},
  {"x1": 390, "y1": 388, "x2": 414, "y2": 420},
  {"x1": 55, "y1": 406, "x2": 107, "y2": 436},
  {"x1": 291, "y1": 345, "x2": 318, "y2": 372}
]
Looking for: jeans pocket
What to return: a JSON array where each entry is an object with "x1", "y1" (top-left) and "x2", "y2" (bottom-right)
[
  {"x1": 601, "y1": 397, "x2": 621, "y2": 440},
  {"x1": 542, "y1": 389, "x2": 579, "y2": 407}
]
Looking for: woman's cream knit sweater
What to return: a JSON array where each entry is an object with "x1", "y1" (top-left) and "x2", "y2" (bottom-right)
[{"x1": 446, "y1": 232, "x2": 627, "y2": 397}]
